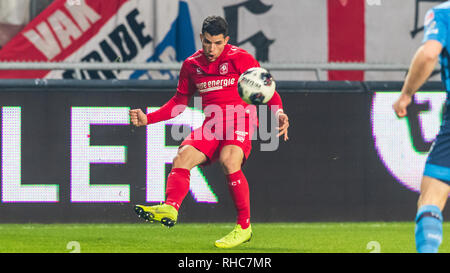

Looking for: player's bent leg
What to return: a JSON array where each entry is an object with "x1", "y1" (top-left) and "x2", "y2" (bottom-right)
[
  {"x1": 134, "y1": 145, "x2": 207, "y2": 227},
  {"x1": 173, "y1": 145, "x2": 208, "y2": 170},
  {"x1": 134, "y1": 204, "x2": 178, "y2": 227},
  {"x1": 165, "y1": 145, "x2": 208, "y2": 210},
  {"x1": 415, "y1": 175, "x2": 450, "y2": 253}
]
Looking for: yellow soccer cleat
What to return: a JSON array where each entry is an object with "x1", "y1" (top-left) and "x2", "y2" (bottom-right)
[
  {"x1": 134, "y1": 204, "x2": 178, "y2": 227},
  {"x1": 214, "y1": 224, "x2": 252, "y2": 248}
]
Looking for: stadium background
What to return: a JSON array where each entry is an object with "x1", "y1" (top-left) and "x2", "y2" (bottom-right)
[{"x1": 0, "y1": 0, "x2": 447, "y2": 224}]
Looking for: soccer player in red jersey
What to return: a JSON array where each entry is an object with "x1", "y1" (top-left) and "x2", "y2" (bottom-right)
[{"x1": 130, "y1": 16, "x2": 289, "y2": 248}]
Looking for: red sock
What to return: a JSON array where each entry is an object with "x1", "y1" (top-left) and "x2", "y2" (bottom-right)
[
  {"x1": 226, "y1": 170, "x2": 250, "y2": 229},
  {"x1": 165, "y1": 168, "x2": 190, "y2": 210}
]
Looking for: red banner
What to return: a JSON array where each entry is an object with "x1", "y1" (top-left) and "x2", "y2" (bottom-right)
[
  {"x1": 327, "y1": 0, "x2": 365, "y2": 81},
  {"x1": 0, "y1": 0, "x2": 128, "y2": 78}
]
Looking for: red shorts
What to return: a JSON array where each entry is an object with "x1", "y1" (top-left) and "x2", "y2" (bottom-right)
[{"x1": 181, "y1": 115, "x2": 257, "y2": 165}]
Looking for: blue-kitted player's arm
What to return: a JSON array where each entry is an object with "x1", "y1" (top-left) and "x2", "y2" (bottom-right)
[
  {"x1": 392, "y1": 9, "x2": 444, "y2": 118},
  {"x1": 423, "y1": 8, "x2": 448, "y2": 46}
]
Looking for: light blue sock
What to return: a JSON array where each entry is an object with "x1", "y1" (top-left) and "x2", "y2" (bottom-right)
[{"x1": 415, "y1": 205, "x2": 443, "y2": 253}]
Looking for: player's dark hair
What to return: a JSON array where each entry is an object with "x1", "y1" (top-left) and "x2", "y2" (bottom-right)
[{"x1": 201, "y1": 16, "x2": 229, "y2": 37}]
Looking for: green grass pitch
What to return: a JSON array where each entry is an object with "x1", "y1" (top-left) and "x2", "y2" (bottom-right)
[{"x1": 0, "y1": 222, "x2": 448, "y2": 253}]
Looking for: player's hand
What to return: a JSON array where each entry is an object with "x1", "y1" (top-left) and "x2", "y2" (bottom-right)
[
  {"x1": 277, "y1": 111, "x2": 289, "y2": 141},
  {"x1": 129, "y1": 109, "x2": 148, "y2": 127},
  {"x1": 392, "y1": 94, "x2": 412, "y2": 118}
]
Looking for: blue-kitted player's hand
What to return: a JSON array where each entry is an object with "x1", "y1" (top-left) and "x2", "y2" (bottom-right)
[{"x1": 393, "y1": 94, "x2": 412, "y2": 118}]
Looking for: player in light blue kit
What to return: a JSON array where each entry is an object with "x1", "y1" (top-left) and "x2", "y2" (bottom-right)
[{"x1": 393, "y1": 1, "x2": 450, "y2": 253}]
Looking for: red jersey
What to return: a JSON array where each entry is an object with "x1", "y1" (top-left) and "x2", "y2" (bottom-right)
[
  {"x1": 177, "y1": 44, "x2": 260, "y2": 109},
  {"x1": 146, "y1": 44, "x2": 283, "y2": 125}
]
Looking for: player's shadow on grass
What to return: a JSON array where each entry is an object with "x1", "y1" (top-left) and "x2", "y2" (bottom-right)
[
  {"x1": 240, "y1": 247, "x2": 306, "y2": 252},
  {"x1": 207, "y1": 246, "x2": 302, "y2": 253}
]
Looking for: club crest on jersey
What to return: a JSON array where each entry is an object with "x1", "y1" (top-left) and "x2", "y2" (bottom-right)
[
  {"x1": 196, "y1": 67, "x2": 203, "y2": 75},
  {"x1": 219, "y1": 63, "x2": 229, "y2": 75},
  {"x1": 424, "y1": 10, "x2": 435, "y2": 26}
]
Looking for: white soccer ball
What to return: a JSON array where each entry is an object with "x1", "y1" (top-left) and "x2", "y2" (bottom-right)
[{"x1": 237, "y1": 67, "x2": 275, "y2": 104}]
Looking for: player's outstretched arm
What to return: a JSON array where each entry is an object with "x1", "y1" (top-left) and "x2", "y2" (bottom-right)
[
  {"x1": 393, "y1": 40, "x2": 442, "y2": 118},
  {"x1": 129, "y1": 92, "x2": 191, "y2": 127}
]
